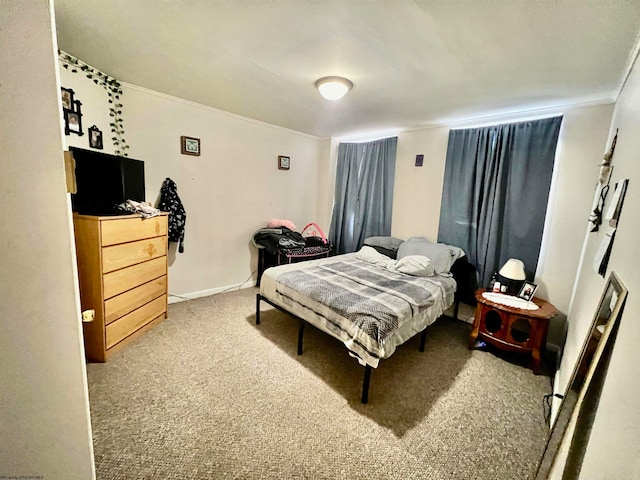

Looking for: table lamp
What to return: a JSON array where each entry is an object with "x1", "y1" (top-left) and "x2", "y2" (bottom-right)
[{"x1": 497, "y1": 258, "x2": 526, "y2": 294}]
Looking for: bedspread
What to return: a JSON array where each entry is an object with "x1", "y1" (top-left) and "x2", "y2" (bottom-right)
[{"x1": 267, "y1": 254, "x2": 456, "y2": 367}]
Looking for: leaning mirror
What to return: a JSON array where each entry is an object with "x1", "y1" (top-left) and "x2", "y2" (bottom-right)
[{"x1": 535, "y1": 271, "x2": 628, "y2": 479}]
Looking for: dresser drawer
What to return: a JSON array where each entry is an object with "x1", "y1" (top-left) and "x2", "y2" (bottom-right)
[
  {"x1": 105, "y1": 295, "x2": 167, "y2": 349},
  {"x1": 103, "y1": 256, "x2": 166, "y2": 299},
  {"x1": 102, "y1": 237, "x2": 167, "y2": 273},
  {"x1": 101, "y1": 215, "x2": 168, "y2": 246},
  {"x1": 104, "y1": 276, "x2": 167, "y2": 325}
]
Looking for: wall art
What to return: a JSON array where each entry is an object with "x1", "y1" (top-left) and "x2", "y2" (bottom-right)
[
  {"x1": 181, "y1": 136, "x2": 200, "y2": 156},
  {"x1": 88, "y1": 125, "x2": 103, "y2": 150}
]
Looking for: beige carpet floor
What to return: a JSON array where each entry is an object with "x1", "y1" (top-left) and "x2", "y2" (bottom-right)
[{"x1": 87, "y1": 287, "x2": 552, "y2": 479}]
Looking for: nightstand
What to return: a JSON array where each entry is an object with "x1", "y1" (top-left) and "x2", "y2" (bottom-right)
[{"x1": 469, "y1": 289, "x2": 557, "y2": 373}]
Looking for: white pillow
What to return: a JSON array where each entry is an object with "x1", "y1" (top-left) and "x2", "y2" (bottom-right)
[
  {"x1": 387, "y1": 255, "x2": 435, "y2": 277},
  {"x1": 354, "y1": 246, "x2": 394, "y2": 267}
]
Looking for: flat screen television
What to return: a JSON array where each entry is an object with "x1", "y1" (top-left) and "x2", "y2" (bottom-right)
[{"x1": 70, "y1": 147, "x2": 145, "y2": 215}]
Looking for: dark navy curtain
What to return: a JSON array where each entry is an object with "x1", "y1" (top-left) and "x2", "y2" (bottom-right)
[
  {"x1": 437, "y1": 117, "x2": 562, "y2": 287},
  {"x1": 329, "y1": 137, "x2": 397, "y2": 254}
]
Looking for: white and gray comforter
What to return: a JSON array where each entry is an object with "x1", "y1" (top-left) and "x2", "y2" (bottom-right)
[{"x1": 260, "y1": 251, "x2": 456, "y2": 368}]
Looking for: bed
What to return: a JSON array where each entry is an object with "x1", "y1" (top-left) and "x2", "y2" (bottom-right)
[{"x1": 255, "y1": 237, "x2": 477, "y2": 403}]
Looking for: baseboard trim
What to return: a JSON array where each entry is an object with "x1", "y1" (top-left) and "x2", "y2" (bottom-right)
[{"x1": 168, "y1": 281, "x2": 256, "y2": 304}]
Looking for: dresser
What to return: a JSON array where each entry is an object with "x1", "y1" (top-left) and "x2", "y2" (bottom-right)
[{"x1": 73, "y1": 213, "x2": 169, "y2": 362}]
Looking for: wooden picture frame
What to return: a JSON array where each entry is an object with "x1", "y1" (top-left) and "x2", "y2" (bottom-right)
[
  {"x1": 181, "y1": 136, "x2": 200, "y2": 156},
  {"x1": 517, "y1": 281, "x2": 538, "y2": 301},
  {"x1": 88, "y1": 125, "x2": 103, "y2": 150},
  {"x1": 278, "y1": 155, "x2": 290, "y2": 170}
]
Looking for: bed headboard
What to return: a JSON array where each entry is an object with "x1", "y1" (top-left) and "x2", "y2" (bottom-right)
[{"x1": 451, "y1": 256, "x2": 478, "y2": 306}]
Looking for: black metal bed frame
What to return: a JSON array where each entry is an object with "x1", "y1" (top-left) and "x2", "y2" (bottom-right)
[{"x1": 255, "y1": 293, "x2": 459, "y2": 404}]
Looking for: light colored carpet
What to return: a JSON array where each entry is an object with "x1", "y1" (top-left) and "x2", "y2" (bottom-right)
[{"x1": 87, "y1": 287, "x2": 551, "y2": 479}]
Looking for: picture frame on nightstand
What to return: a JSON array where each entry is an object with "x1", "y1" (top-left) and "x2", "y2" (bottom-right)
[{"x1": 518, "y1": 281, "x2": 538, "y2": 301}]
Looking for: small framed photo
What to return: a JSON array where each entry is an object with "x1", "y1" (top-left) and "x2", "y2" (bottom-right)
[
  {"x1": 64, "y1": 108, "x2": 83, "y2": 136},
  {"x1": 518, "y1": 281, "x2": 538, "y2": 302},
  {"x1": 278, "y1": 155, "x2": 290, "y2": 170},
  {"x1": 415, "y1": 154, "x2": 424, "y2": 167},
  {"x1": 181, "y1": 136, "x2": 200, "y2": 156},
  {"x1": 88, "y1": 125, "x2": 103, "y2": 150},
  {"x1": 61, "y1": 87, "x2": 74, "y2": 111}
]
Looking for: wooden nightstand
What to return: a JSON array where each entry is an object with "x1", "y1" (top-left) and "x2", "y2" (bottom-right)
[{"x1": 469, "y1": 289, "x2": 557, "y2": 373}]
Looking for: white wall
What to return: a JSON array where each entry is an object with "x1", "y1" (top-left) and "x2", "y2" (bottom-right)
[
  {"x1": 121, "y1": 85, "x2": 325, "y2": 299},
  {"x1": 551, "y1": 53, "x2": 640, "y2": 478},
  {"x1": 391, "y1": 126, "x2": 451, "y2": 242},
  {"x1": 0, "y1": 1, "x2": 94, "y2": 479}
]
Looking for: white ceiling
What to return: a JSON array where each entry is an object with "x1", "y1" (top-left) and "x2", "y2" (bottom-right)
[{"x1": 54, "y1": 0, "x2": 640, "y2": 138}]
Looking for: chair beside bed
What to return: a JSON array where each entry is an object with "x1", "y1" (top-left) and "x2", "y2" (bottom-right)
[{"x1": 255, "y1": 236, "x2": 477, "y2": 403}]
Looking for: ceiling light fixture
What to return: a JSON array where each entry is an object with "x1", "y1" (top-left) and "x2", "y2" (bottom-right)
[{"x1": 315, "y1": 76, "x2": 353, "y2": 101}]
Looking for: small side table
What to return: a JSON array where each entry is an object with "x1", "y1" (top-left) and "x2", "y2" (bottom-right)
[{"x1": 469, "y1": 289, "x2": 557, "y2": 373}]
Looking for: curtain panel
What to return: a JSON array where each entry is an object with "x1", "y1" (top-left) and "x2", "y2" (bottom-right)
[
  {"x1": 437, "y1": 116, "x2": 562, "y2": 287},
  {"x1": 329, "y1": 136, "x2": 397, "y2": 254}
]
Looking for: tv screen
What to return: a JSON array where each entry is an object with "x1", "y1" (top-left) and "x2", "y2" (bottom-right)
[{"x1": 70, "y1": 147, "x2": 145, "y2": 215}]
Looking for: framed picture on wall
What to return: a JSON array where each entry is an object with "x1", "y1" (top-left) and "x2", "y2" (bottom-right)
[
  {"x1": 64, "y1": 107, "x2": 84, "y2": 136},
  {"x1": 61, "y1": 87, "x2": 74, "y2": 111},
  {"x1": 88, "y1": 125, "x2": 103, "y2": 150},
  {"x1": 278, "y1": 155, "x2": 290, "y2": 170},
  {"x1": 181, "y1": 136, "x2": 201, "y2": 156}
]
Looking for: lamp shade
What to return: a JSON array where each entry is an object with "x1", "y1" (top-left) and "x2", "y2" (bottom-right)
[
  {"x1": 315, "y1": 76, "x2": 353, "y2": 100},
  {"x1": 498, "y1": 259, "x2": 526, "y2": 280}
]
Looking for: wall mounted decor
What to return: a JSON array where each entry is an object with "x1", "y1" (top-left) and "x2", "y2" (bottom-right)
[
  {"x1": 61, "y1": 87, "x2": 74, "y2": 110},
  {"x1": 61, "y1": 86, "x2": 84, "y2": 136},
  {"x1": 593, "y1": 178, "x2": 629, "y2": 276},
  {"x1": 181, "y1": 136, "x2": 200, "y2": 156},
  {"x1": 88, "y1": 125, "x2": 103, "y2": 150},
  {"x1": 64, "y1": 104, "x2": 83, "y2": 136},
  {"x1": 589, "y1": 130, "x2": 618, "y2": 231},
  {"x1": 59, "y1": 52, "x2": 129, "y2": 156},
  {"x1": 278, "y1": 155, "x2": 290, "y2": 170},
  {"x1": 415, "y1": 154, "x2": 424, "y2": 167}
]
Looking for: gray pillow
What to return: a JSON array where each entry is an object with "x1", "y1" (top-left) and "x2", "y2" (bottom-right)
[
  {"x1": 396, "y1": 237, "x2": 465, "y2": 274},
  {"x1": 363, "y1": 236, "x2": 405, "y2": 259},
  {"x1": 363, "y1": 236, "x2": 405, "y2": 250}
]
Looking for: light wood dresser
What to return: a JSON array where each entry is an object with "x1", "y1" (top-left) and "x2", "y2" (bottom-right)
[{"x1": 73, "y1": 213, "x2": 169, "y2": 362}]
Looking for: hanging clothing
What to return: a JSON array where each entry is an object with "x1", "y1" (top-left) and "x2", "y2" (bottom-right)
[{"x1": 158, "y1": 177, "x2": 186, "y2": 253}]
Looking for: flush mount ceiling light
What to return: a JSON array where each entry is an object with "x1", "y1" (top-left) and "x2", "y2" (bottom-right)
[{"x1": 315, "y1": 76, "x2": 353, "y2": 100}]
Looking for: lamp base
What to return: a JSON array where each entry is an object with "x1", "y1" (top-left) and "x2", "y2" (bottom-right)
[{"x1": 496, "y1": 274, "x2": 525, "y2": 295}]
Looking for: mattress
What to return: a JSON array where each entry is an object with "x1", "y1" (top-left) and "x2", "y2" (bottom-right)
[{"x1": 259, "y1": 252, "x2": 457, "y2": 368}]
